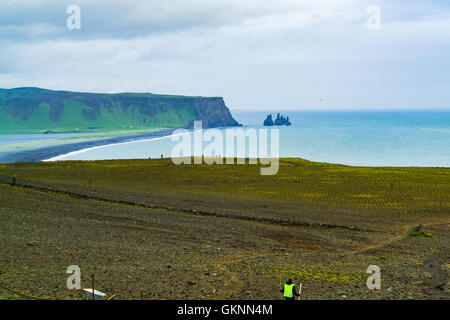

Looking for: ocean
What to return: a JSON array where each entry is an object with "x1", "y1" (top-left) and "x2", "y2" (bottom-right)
[{"x1": 42, "y1": 110, "x2": 450, "y2": 167}]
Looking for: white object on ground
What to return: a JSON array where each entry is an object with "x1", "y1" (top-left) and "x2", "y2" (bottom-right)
[
  {"x1": 83, "y1": 288, "x2": 106, "y2": 300},
  {"x1": 298, "y1": 283, "x2": 302, "y2": 300}
]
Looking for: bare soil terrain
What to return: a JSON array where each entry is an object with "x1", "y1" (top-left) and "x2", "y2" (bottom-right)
[{"x1": 0, "y1": 158, "x2": 448, "y2": 300}]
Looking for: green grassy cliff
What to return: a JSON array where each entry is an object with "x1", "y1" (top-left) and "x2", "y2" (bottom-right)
[{"x1": 0, "y1": 87, "x2": 240, "y2": 133}]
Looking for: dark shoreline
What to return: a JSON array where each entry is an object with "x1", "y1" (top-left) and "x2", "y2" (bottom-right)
[{"x1": 0, "y1": 128, "x2": 178, "y2": 163}]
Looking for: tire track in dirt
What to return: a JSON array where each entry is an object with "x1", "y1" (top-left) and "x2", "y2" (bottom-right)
[
  {"x1": 209, "y1": 252, "x2": 270, "y2": 300},
  {"x1": 346, "y1": 221, "x2": 449, "y2": 255},
  {"x1": 1, "y1": 178, "x2": 373, "y2": 232}
]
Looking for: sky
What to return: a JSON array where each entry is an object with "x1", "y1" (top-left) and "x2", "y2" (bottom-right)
[{"x1": 0, "y1": 0, "x2": 449, "y2": 110}]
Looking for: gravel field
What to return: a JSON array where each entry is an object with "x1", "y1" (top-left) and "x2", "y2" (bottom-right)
[{"x1": 0, "y1": 158, "x2": 448, "y2": 300}]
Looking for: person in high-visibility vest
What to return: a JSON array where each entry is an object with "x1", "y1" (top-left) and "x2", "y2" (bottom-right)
[{"x1": 280, "y1": 278, "x2": 300, "y2": 300}]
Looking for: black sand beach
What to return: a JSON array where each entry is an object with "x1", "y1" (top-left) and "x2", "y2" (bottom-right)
[{"x1": 0, "y1": 128, "x2": 177, "y2": 163}]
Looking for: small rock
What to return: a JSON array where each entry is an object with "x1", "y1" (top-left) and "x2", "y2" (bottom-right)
[{"x1": 387, "y1": 287, "x2": 394, "y2": 293}]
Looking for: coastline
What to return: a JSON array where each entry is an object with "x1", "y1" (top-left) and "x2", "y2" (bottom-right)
[{"x1": 0, "y1": 128, "x2": 177, "y2": 163}]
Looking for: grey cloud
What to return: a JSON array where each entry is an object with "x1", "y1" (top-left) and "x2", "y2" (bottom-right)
[
  {"x1": 0, "y1": 0, "x2": 372, "y2": 41},
  {"x1": 0, "y1": 0, "x2": 449, "y2": 110}
]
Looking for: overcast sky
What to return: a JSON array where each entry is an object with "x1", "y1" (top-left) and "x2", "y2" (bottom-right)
[{"x1": 0, "y1": 0, "x2": 449, "y2": 110}]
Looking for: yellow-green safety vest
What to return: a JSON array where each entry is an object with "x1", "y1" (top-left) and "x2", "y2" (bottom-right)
[{"x1": 284, "y1": 283, "x2": 295, "y2": 298}]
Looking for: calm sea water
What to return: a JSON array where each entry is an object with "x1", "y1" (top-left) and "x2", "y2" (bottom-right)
[{"x1": 45, "y1": 111, "x2": 450, "y2": 167}]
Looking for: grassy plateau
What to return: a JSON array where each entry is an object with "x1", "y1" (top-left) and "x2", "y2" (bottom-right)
[{"x1": 0, "y1": 87, "x2": 239, "y2": 133}]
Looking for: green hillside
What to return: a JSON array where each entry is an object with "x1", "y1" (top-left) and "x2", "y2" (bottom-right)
[{"x1": 0, "y1": 87, "x2": 240, "y2": 133}]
